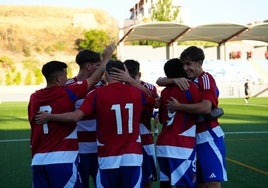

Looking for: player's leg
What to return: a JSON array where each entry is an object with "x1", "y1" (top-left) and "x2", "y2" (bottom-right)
[
  {"x1": 157, "y1": 157, "x2": 172, "y2": 188},
  {"x1": 88, "y1": 153, "x2": 98, "y2": 187},
  {"x1": 79, "y1": 153, "x2": 90, "y2": 188},
  {"x1": 142, "y1": 145, "x2": 157, "y2": 188}
]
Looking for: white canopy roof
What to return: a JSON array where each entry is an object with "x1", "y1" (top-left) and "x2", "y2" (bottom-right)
[{"x1": 119, "y1": 22, "x2": 268, "y2": 45}]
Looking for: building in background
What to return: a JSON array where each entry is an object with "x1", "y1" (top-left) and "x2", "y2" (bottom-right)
[{"x1": 128, "y1": 0, "x2": 183, "y2": 23}]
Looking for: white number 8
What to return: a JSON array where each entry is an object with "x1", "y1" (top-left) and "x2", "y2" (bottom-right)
[{"x1": 39, "y1": 105, "x2": 52, "y2": 134}]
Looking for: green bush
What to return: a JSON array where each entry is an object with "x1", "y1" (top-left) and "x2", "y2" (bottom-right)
[
  {"x1": 33, "y1": 68, "x2": 43, "y2": 84},
  {"x1": 5, "y1": 72, "x2": 12, "y2": 85},
  {"x1": 0, "y1": 56, "x2": 15, "y2": 70},
  {"x1": 24, "y1": 72, "x2": 33, "y2": 85},
  {"x1": 22, "y1": 59, "x2": 40, "y2": 70},
  {"x1": 13, "y1": 72, "x2": 21, "y2": 85},
  {"x1": 76, "y1": 29, "x2": 111, "y2": 52}
]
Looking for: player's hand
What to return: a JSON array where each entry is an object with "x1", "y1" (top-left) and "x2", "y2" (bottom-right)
[
  {"x1": 35, "y1": 111, "x2": 51, "y2": 124},
  {"x1": 111, "y1": 64, "x2": 131, "y2": 82},
  {"x1": 102, "y1": 43, "x2": 116, "y2": 62},
  {"x1": 166, "y1": 97, "x2": 180, "y2": 112},
  {"x1": 173, "y1": 78, "x2": 189, "y2": 91}
]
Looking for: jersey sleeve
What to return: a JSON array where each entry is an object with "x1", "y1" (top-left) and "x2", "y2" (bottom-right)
[
  {"x1": 79, "y1": 89, "x2": 96, "y2": 116},
  {"x1": 198, "y1": 73, "x2": 218, "y2": 108},
  {"x1": 142, "y1": 91, "x2": 156, "y2": 107},
  {"x1": 28, "y1": 94, "x2": 37, "y2": 124},
  {"x1": 188, "y1": 82, "x2": 200, "y2": 103},
  {"x1": 66, "y1": 80, "x2": 89, "y2": 100},
  {"x1": 142, "y1": 81, "x2": 158, "y2": 98}
]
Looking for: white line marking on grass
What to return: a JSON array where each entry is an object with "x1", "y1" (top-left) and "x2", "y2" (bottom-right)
[
  {"x1": 222, "y1": 103, "x2": 268, "y2": 108},
  {"x1": 226, "y1": 131, "x2": 268, "y2": 134},
  {"x1": 0, "y1": 138, "x2": 30, "y2": 143}
]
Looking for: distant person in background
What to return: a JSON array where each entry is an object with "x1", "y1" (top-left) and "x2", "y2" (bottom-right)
[
  {"x1": 244, "y1": 79, "x2": 250, "y2": 104},
  {"x1": 66, "y1": 49, "x2": 105, "y2": 188}
]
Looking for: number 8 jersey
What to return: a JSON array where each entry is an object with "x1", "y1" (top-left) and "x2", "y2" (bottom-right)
[{"x1": 28, "y1": 80, "x2": 88, "y2": 165}]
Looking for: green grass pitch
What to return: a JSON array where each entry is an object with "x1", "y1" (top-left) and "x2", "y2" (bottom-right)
[{"x1": 0, "y1": 97, "x2": 268, "y2": 188}]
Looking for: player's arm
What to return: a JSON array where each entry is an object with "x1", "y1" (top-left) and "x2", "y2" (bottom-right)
[
  {"x1": 35, "y1": 109, "x2": 85, "y2": 123},
  {"x1": 111, "y1": 65, "x2": 153, "y2": 96},
  {"x1": 129, "y1": 78, "x2": 152, "y2": 96},
  {"x1": 167, "y1": 96, "x2": 212, "y2": 115},
  {"x1": 156, "y1": 77, "x2": 190, "y2": 91},
  {"x1": 85, "y1": 43, "x2": 116, "y2": 89}
]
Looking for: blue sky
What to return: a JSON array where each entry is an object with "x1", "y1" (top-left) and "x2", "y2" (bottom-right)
[{"x1": 0, "y1": 0, "x2": 267, "y2": 25}]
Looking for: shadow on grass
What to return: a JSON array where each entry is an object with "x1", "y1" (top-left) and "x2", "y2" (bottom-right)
[
  {"x1": 0, "y1": 115, "x2": 28, "y2": 122},
  {"x1": 0, "y1": 130, "x2": 32, "y2": 188}
]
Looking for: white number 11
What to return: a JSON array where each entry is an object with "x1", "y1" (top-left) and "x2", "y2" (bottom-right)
[{"x1": 111, "y1": 103, "x2": 133, "y2": 134}]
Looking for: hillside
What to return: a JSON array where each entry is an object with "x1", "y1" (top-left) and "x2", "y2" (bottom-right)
[{"x1": 0, "y1": 5, "x2": 119, "y2": 85}]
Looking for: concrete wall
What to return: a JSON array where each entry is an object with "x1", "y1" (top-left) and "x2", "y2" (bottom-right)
[
  {"x1": 118, "y1": 44, "x2": 268, "y2": 61},
  {"x1": 0, "y1": 85, "x2": 44, "y2": 102},
  {"x1": 1, "y1": 83, "x2": 267, "y2": 103}
]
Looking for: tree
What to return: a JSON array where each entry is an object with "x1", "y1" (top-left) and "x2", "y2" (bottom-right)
[
  {"x1": 75, "y1": 29, "x2": 111, "y2": 53},
  {"x1": 151, "y1": 0, "x2": 180, "y2": 22},
  {"x1": 133, "y1": 0, "x2": 181, "y2": 47},
  {"x1": 151, "y1": 0, "x2": 217, "y2": 47}
]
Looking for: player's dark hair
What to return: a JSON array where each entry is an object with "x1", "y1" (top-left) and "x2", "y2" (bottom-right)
[
  {"x1": 164, "y1": 58, "x2": 187, "y2": 78},
  {"x1": 106, "y1": 60, "x2": 124, "y2": 75},
  {"x1": 75, "y1": 49, "x2": 101, "y2": 67},
  {"x1": 42, "y1": 61, "x2": 67, "y2": 82},
  {"x1": 180, "y1": 46, "x2": 205, "y2": 62},
  {"x1": 124, "y1": 59, "x2": 140, "y2": 79}
]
